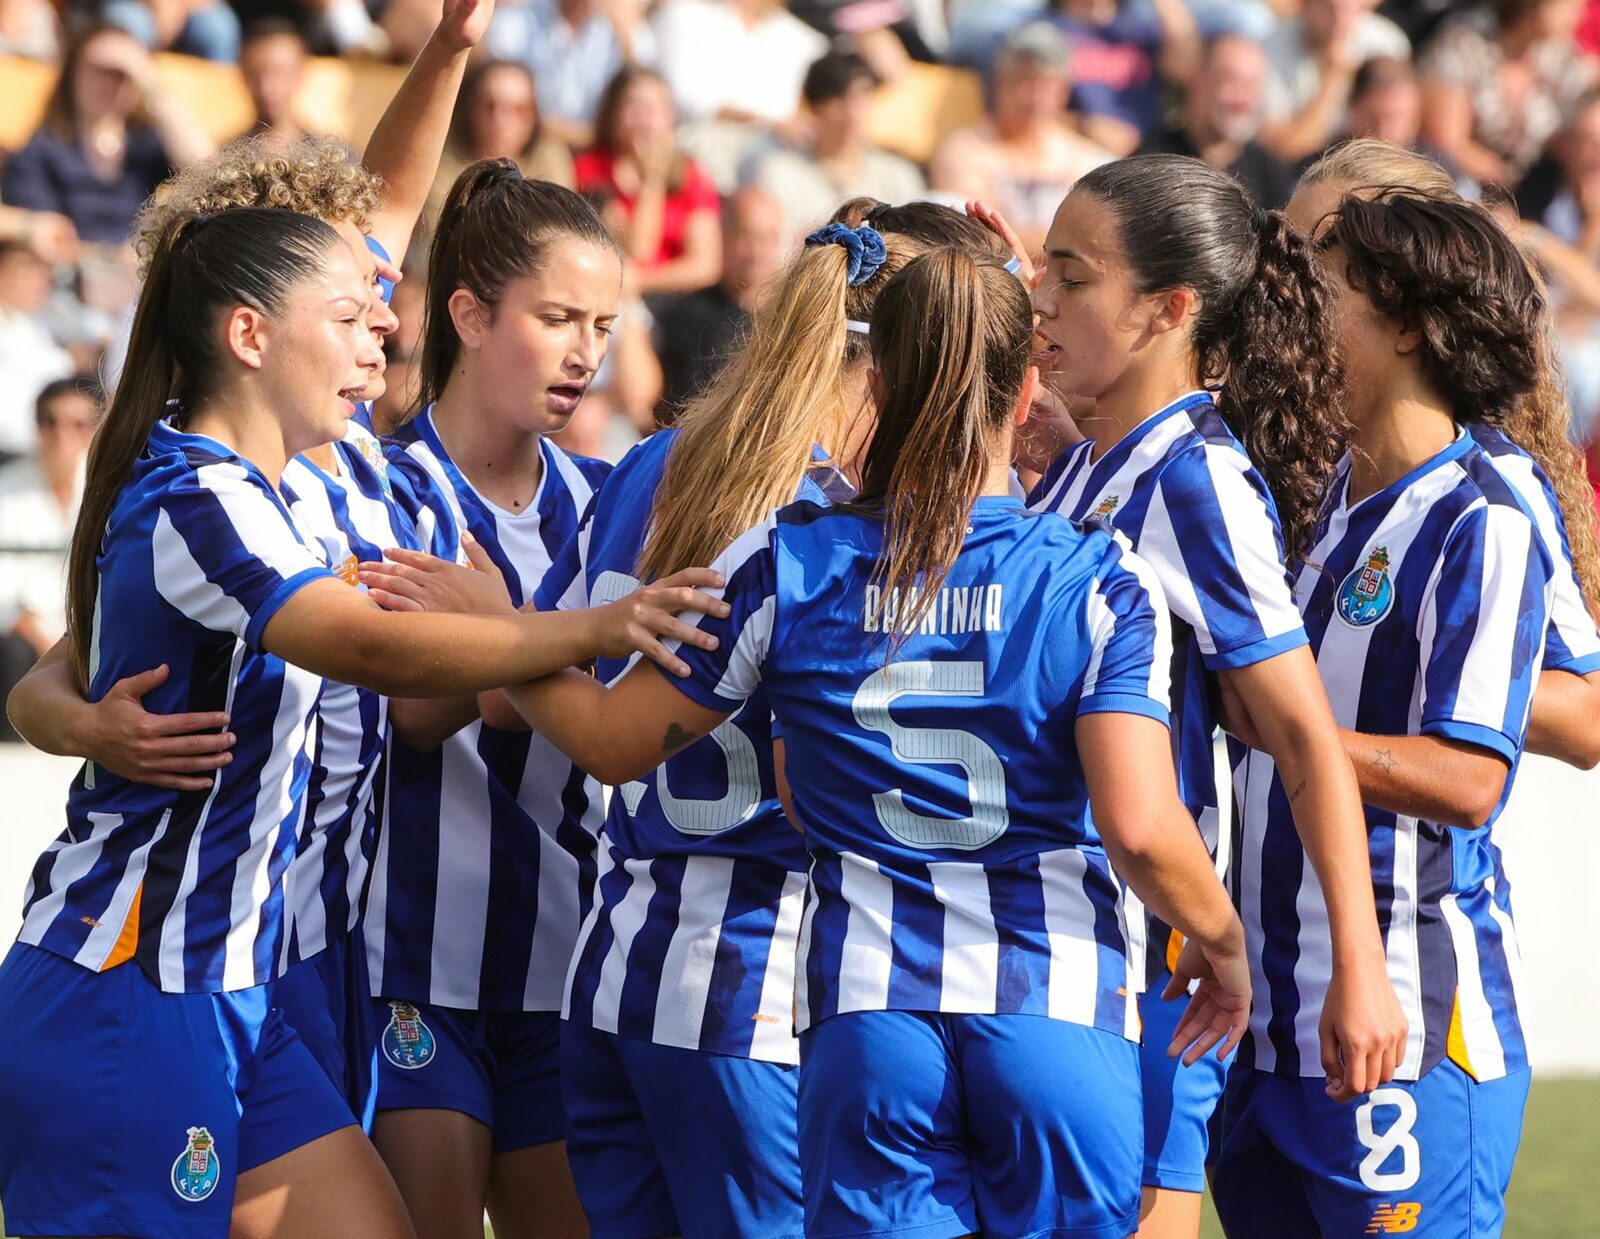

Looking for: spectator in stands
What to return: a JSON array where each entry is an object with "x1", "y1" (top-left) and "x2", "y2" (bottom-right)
[
  {"x1": 485, "y1": 0, "x2": 655, "y2": 149},
  {"x1": 410, "y1": 59, "x2": 575, "y2": 266},
  {"x1": 1138, "y1": 33, "x2": 1297, "y2": 209},
  {"x1": 746, "y1": 51, "x2": 925, "y2": 234},
  {"x1": 1342, "y1": 56, "x2": 1462, "y2": 180},
  {"x1": 0, "y1": 241, "x2": 74, "y2": 461},
  {"x1": 103, "y1": 0, "x2": 243, "y2": 61},
  {"x1": 787, "y1": 0, "x2": 930, "y2": 80},
  {"x1": 654, "y1": 184, "x2": 784, "y2": 420},
  {"x1": 577, "y1": 66, "x2": 722, "y2": 295},
  {"x1": 652, "y1": 0, "x2": 826, "y2": 186},
  {"x1": 1421, "y1": 0, "x2": 1596, "y2": 185},
  {"x1": 0, "y1": 375, "x2": 98, "y2": 741},
  {"x1": 0, "y1": 23, "x2": 213, "y2": 246},
  {"x1": 930, "y1": 22, "x2": 1112, "y2": 250},
  {"x1": 238, "y1": 18, "x2": 313, "y2": 150},
  {"x1": 1520, "y1": 89, "x2": 1600, "y2": 257},
  {"x1": 0, "y1": 0, "x2": 59, "y2": 59},
  {"x1": 1260, "y1": 0, "x2": 1410, "y2": 163},
  {"x1": 1046, "y1": 0, "x2": 1201, "y2": 158},
  {"x1": 0, "y1": 207, "x2": 76, "y2": 266}
]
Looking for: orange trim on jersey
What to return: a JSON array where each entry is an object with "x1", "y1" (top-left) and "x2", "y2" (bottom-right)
[
  {"x1": 1165, "y1": 929, "x2": 1185, "y2": 975},
  {"x1": 101, "y1": 882, "x2": 142, "y2": 970},
  {"x1": 1446, "y1": 989, "x2": 1478, "y2": 1080}
]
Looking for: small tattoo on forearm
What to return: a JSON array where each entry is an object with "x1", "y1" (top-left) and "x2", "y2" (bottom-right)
[
  {"x1": 1286, "y1": 780, "x2": 1307, "y2": 804},
  {"x1": 662, "y1": 722, "x2": 694, "y2": 753},
  {"x1": 1372, "y1": 748, "x2": 1397, "y2": 773}
]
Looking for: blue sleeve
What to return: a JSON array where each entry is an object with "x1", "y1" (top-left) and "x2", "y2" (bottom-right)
[
  {"x1": 364, "y1": 234, "x2": 396, "y2": 304},
  {"x1": 664, "y1": 516, "x2": 780, "y2": 713},
  {"x1": 571, "y1": 454, "x2": 614, "y2": 491},
  {"x1": 1418, "y1": 504, "x2": 1550, "y2": 764},
  {"x1": 384, "y1": 448, "x2": 461, "y2": 560},
  {"x1": 1077, "y1": 540, "x2": 1172, "y2": 725},
  {"x1": 1148, "y1": 448, "x2": 1309, "y2": 670},
  {"x1": 152, "y1": 465, "x2": 337, "y2": 650}
]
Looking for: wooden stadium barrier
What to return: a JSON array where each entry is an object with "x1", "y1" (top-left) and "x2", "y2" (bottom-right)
[
  {"x1": 865, "y1": 62, "x2": 985, "y2": 166},
  {"x1": 0, "y1": 52, "x2": 408, "y2": 152}
]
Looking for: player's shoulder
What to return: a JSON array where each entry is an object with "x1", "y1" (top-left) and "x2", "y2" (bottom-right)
[{"x1": 544, "y1": 437, "x2": 613, "y2": 495}]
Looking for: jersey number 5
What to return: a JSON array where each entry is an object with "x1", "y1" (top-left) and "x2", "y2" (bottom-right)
[
  {"x1": 596, "y1": 570, "x2": 764, "y2": 836},
  {"x1": 852, "y1": 660, "x2": 1010, "y2": 851}
]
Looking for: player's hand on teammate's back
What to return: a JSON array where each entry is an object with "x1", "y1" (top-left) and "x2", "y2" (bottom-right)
[
  {"x1": 1164, "y1": 933, "x2": 1251, "y2": 1067},
  {"x1": 359, "y1": 532, "x2": 516, "y2": 615},
  {"x1": 590, "y1": 568, "x2": 730, "y2": 677},
  {"x1": 1319, "y1": 966, "x2": 1409, "y2": 1103},
  {"x1": 83, "y1": 663, "x2": 236, "y2": 792}
]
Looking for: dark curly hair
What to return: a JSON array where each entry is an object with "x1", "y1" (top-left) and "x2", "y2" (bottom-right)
[
  {"x1": 1323, "y1": 191, "x2": 1544, "y2": 428},
  {"x1": 1075, "y1": 155, "x2": 1347, "y2": 564}
]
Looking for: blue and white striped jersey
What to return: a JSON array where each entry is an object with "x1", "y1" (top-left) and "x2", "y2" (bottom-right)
[
  {"x1": 274, "y1": 420, "x2": 454, "y2": 973},
  {"x1": 364, "y1": 407, "x2": 609, "y2": 1011},
  {"x1": 669, "y1": 496, "x2": 1172, "y2": 1039},
  {"x1": 1233, "y1": 434, "x2": 1550, "y2": 1082},
  {"x1": 535, "y1": 429, "x2": 833, "y2": 1063},
  {"x1": 1029, "y1": 391, "x2": 1307, "y2": 985},
  {"x1": 1471, "y1": 424, "x2": 1600, "y2": 676},
  {"x1": 20, "y1": 419, "x2": 338, "y2": 992}
]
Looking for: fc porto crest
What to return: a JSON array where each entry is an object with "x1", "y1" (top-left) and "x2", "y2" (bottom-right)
[
  {"x1": 355, "y1": 432, "x2": 393, "y2": 494},
  {"x1": 1089, "y1": 494, "x2": 1121, "y2": 523},
  {"x1": 1337, "y1": 546, "x2": 1394, "y2": 627},
  {"x1": 170, "y1": 1126, "x2": 220, "y2": 1202},
  {"x1": 381, "y1": 1000, "x2": 436, "y2": 1069}
]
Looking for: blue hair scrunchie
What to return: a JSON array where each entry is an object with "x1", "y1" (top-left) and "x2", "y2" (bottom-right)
[{"x1": 804, "y1": 222, "x2": 888, "y2": 287}]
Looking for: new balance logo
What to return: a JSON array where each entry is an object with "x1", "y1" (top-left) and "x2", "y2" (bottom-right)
[{"x1": 1366, "y1": 1202, "x2": 1422, "y2": 1233}]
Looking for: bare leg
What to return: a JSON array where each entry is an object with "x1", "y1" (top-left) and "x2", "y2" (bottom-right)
[
  {"x1": 485, "y1": 1141, "x2": 590, "y2": 1239},
  {"x1": 372, "y1": 1108, "x2": 493, "y2": 1239},
  {"x1": 230, "y1": 1124, "x2": 415, "y2": 1239}
]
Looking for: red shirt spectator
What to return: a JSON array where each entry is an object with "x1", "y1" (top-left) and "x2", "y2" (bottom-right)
[{"x1": 574, "y1": 147, "x2": 719, "y2": 268}]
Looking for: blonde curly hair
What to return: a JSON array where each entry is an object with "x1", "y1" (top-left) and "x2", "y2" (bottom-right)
[{"x1": 134, "y1": 135, "x2": 382, "y2": 274}]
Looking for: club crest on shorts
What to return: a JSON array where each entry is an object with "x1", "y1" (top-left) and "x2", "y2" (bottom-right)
[
  {"x1": 1337, "y1": 546, "x2": 1394, "y2": 627},
  {"x1": 382, "y1": 1000, "x2": 436, "y2": 1069},
  {"x1": 170, "y1": 1126, "x2": 220, "y2": 1202}
]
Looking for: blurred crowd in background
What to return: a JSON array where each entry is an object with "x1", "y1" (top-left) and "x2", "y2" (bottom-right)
[{"x1": 4, "y1": 0, "x2": 1600, "y2": 727}]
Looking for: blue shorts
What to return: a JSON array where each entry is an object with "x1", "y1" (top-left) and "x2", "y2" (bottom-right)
[
  {"x1": 272, "y1": 930, "x2": 375, "y2": 1120},
  {"x1": 1138, "y1": 978, "x2": 1227, "y2": 1191},
  {"x1": 561, "y1": 1021, "x2": 804, "y2": 1239},
  {"x1": 798, "y1": 1011, "x2": 1142, "y2": 1239},
  {"x1": 1212, "y1": 1061, "x2": 1530, "y2": 1239},
  {"x1": 368, "y1": 999, "x2": 564, "y2": 1152},
  {"x1": 0, "y1": 941, "x2": 355, "y2": 1239}
]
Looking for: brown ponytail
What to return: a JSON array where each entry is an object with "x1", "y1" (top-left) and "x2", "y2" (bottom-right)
[
  {"x1": 415, "y1": 158, "x2": 620, "y2": 417},
  {"x1": 67, "y1": 208, "x2": 345, "y2": 691},
  {"x1": 1076, "y1": 154, "x2": 1347, "y2": 564},
  {"x1": 856, "y1": 248, "x2": 1033, "y2": 642},
  {"x1": 635, "y1": 200, "x2": 1007, "y2": 583}
]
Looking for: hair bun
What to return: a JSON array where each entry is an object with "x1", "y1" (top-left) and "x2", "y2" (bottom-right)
[{"x1": 804, "y1": 222, "x2": 888, "y2": 286}]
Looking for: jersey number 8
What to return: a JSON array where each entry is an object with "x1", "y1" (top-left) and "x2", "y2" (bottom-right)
[{"x1": 1355, "y1": 1088, "x2": 1422, "y2": 1192}]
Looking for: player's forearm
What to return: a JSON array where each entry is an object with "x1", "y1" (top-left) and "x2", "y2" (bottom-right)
[
  {"x1": 387, "y1": 695, "x2": 481, "y2": 752},
  {"x1": 502, "y1": 668, "x2": 667, "y2": 783},
  {"x1": 362, "y1": 30, "x2": 471, "y2": 257},
  {"x1": 1525, "y1": 669, "x2": 1600, "y2": 769},
  {"x1": 1340, "y1": 729, "x2": 1509, "y2": 830},
  {"x1": 1265, "y1": 725, "x2": 1389, "y2": 968},
  {"x1": 1103, "y1": 805, "x2": 1240, "y2": 955},
  {"x1": 6, "y1": 640, "x2": 95, "y2": 758}
]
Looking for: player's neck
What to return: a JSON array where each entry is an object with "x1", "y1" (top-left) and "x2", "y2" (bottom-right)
[
  {"x1": 1345, "y1": 391, "x2": 1457, "y2": 505},
  {"x1": 183, "y1": 390, "x2": 295, "y2": 488},
  {"x1": 430, "y1": 378, "x2": 546, "y2": 510},
  {"x1": 1084, "y1": 364, "x2": 1198, "y2": 463}
]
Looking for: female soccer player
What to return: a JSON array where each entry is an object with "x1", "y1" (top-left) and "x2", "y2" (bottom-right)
[
  {"x1": 1288, "y1": 138, "x2": 1600, "y2": 771},
  {"x1": 521, "y1": 203, "x2": 1010, "y2": 1239},
  {"x1": 1213, "y1": 190, "x2": 1551, "y2": 1239},
  {"x1": 357, "y1": 158, "x2": 624, "y2": 1239},
  {"x1": 0, "y1": 209, "x2": 722, "y2": 1239},
  {"x1": 462, "y1": 245, "x2": 1254, "y2": 1239},
  {"x1": 1027, "y1": 153, "x2": 1407, "y2": 1239}
]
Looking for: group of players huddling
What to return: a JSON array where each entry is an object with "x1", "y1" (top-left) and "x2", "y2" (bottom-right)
[{"x1": 1, "y1": 4, "x2": 1595, "y2": 1239}]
